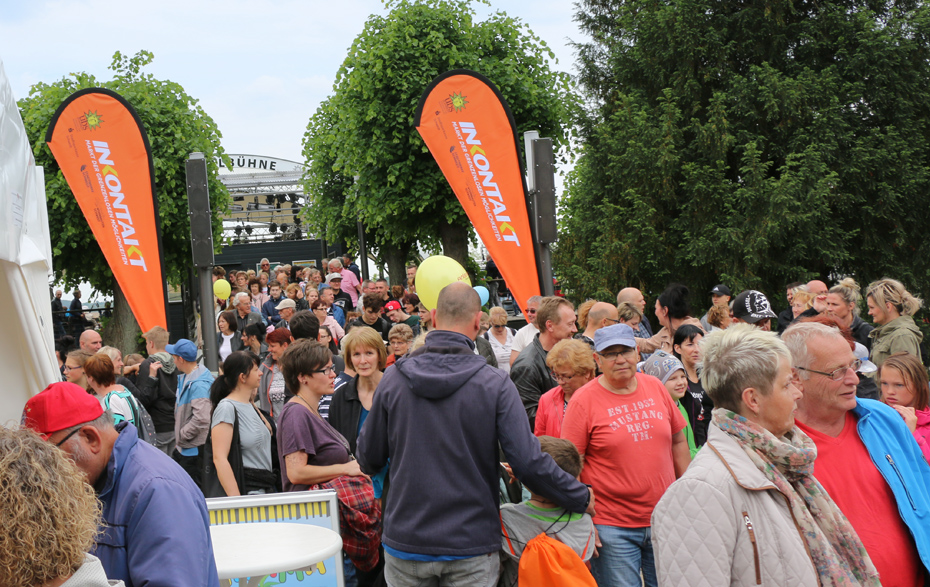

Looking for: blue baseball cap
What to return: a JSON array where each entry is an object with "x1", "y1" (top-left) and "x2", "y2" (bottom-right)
[
  {"x1": 165, "y1": 338, "x2": 198, "y2": 362},
  {"x1": 594, "y1": 323, "x2": 637, "y2": 353}
]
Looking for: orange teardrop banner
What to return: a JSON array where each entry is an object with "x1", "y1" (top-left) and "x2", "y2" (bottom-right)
[
  {"x1": 46, "y1": 88, "x2": 167, "y2": 332},
  {"x1": 415, "y1": 70, "x2": 541, "y2": 312}
]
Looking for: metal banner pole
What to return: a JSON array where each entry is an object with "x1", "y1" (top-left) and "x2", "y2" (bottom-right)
[{"x1": 185, "y1": 152, "x2": 218, "y2": 372}]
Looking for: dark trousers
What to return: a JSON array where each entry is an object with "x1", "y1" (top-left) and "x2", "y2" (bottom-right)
[{"x1": 172, "y1": 445, "x2": 203, "y2": 490}]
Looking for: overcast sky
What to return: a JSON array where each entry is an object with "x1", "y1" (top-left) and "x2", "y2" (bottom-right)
[{"x1": 1, "y1": 0, "x2": 585, "y2": 163}]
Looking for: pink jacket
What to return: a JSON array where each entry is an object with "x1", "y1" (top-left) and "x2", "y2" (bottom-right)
[
  {"x1": 534, "y1": 386, "x2": 566, "y2": 438},
  {"x1": 915, "y1": 408, "x2": 930, "y2": 464}
]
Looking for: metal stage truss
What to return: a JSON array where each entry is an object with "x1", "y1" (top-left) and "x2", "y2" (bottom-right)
[{"x1": 217, "y1": 154, "x2": 314, "y2": 244}]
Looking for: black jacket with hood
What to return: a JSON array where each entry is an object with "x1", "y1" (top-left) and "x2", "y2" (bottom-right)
[{"x1": 136, "y1": 351, "x2": 178, "y2": 433}]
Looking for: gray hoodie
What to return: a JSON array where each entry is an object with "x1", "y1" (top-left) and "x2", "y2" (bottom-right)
[{"x1": 357, "y1": 329, "x2": 589, "y2": 557}]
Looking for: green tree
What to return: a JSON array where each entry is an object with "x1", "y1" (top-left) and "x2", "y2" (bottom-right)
[
  {"x1": 557, "y1": 0, "x2": 930, "y2": 316},
  {"x1": 302, "y1": 0, "x2": 578, "y2": 282},
  {"x1": 19, "y1": 51, "x2": 230, "y2": 350}
]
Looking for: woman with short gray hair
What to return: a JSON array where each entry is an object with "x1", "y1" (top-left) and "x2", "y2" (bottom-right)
[{"x1": 653, "y1": 324, "x2": 880, "y2": 586}]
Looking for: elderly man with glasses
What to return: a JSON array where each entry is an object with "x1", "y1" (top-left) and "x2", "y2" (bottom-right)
[
  {"x1": 562, "y1": 323, "x2": 690, "y2": 587},
  {"x1": 784, "y1": 321, "x2": 930, "y2": 585},
  {"x1": 23, "y1": 382, "x2": 220, "y2": 587}
]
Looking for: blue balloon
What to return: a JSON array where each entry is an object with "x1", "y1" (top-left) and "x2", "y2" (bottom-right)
[{"x1": 474, "y1": 285, "x2": 490, "y2": 306}]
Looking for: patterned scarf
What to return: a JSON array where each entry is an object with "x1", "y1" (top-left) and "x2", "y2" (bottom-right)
[{"x1": 712, "y1": 408, "x2": 881, "y2": 587}]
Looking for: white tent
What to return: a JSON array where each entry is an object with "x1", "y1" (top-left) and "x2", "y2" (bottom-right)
[{"x1": 0, "y1": 57, "x2": 58, "y2": 425}]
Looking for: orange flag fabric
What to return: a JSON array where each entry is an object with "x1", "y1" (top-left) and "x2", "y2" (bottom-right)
[
  {"x1": 415, "y1": 70, "x2": 541, "y2": 310},
  {"x1": 46, "y1": 88, "x2": 167, "y2": 332}
]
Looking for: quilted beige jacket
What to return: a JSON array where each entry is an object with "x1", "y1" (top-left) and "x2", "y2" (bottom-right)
[{"x1": 652, "y1": 425, "x2": 818, "y2": 586}]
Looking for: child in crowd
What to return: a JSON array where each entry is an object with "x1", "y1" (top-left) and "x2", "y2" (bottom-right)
[
  {"x1": 616, "y1": 301, "x2": 643, "y2": 331},
  {"x1": 499, "y1": 436, "x2": 596, "y2": 586},
  {"x1": 642, "y1": 350, "x2": 699, "y2": 457}
]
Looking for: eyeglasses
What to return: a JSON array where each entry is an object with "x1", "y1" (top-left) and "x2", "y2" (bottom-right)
[
  {"x1": 550, "y1": 371, "x2": 578, "y2": 383},
  {"x1": 312, "y1": 365, "x2": 336, "y2": 376},
  {"x1": 605, "y1": 317, "x2": 621, "y2": 324},
  {"x1": 63, "y1": 365, "x2": 82, "y2": 372},
  {"x1": 795, "y1": 359, "x2": 862, "y2": 381},
  {"x1": 597, "y1": 348, "x2": 638, "y2": 362},
  {"x1": 524, "y1": 308, "x2": 537, "y2": 315},
  {"x1": 55, "y1": 427, "x2": 82, "y2": 447}
]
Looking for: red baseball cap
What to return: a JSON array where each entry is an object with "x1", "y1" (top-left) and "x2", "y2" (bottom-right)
[
  {"x1": 23, "y1": 382, "x2": 104, "y2": 439},
  {"x1": 384, "y1": 300, "x2": 402, "y2": 312}
]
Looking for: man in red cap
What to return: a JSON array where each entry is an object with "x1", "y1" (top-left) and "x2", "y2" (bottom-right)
[
  {"x1": 385, "y1": 299, "x2": 421, "y2": 336},
  {"x1": 23, "y1": 382, "x2": 220, "y2": 587}
]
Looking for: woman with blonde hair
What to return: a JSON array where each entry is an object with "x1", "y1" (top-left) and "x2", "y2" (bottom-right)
[
  {"x1": 879, "y1": 352, "x2": 930, "y2": 463},
  {"x1": 417, "y1": 302, "x2": 434, "y2": 332},
  {"x1": 99, "y1": 345, "x2": 142, "y2": 395},
  {"x1": 484, "y1": 306, "x2": 516, "y2": 373},
  {"x1": 576, "y1": 299, "x2": 597, "y2": 333},
  {"x1": 385, "y1": 323, "x2": 414, "y2": 367},
  {"x1": 0, "y1": 426, "x2": 124, "y2": 586},
  {"x1": 791, "y1": 288, "x2": 815, "y2": 319},
  {"x1": 826, "y1": 278, "x2": 873, "y2": 348},
  {"x1": 866, "y1": 278, "x2": 923, "y2": 369},
  {"x1": 63, "y1": 349, "x2": 93, "y2": 390},
  {"x1": 535, "y1": 339, "x2": 596, "y2": 437},
  {"x1": 328, "y1": 327, "x2": 392, "y2": 515}
]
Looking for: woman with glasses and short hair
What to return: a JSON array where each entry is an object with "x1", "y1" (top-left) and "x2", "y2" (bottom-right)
[
  {"x1": 385, "y1": 324, "x2": 414, "y2": 367},
  {"x1": 277, "y1": 339, "x2": 364, "y2": 492},
  {"x1": 535, "y1": 339, "x2": 596, "y2": 437},
  {"x1": 318, "y1": 328, "x2": 388, "y2": 586},
  {"x1": 561, "y1": 323, "x2": 691, "y2": 587}
]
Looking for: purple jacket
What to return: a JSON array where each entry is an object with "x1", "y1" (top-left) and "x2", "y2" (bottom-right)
[{"x1": 357, "y1": 329, "x2": 589, "y2": 557}]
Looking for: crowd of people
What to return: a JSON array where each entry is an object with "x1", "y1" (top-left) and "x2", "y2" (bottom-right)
[{"x1": 19, "y1": 266, "x2": 930, "y2": 586}]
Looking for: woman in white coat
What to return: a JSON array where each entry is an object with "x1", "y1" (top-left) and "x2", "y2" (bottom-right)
[{"x1": 652, "y1": 324, "x2": 880, "y2": 586}]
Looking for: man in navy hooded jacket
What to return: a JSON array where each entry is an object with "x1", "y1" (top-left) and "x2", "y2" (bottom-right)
[{"x1": 357, "y1": 282, "x2": 595, "y2": 586}]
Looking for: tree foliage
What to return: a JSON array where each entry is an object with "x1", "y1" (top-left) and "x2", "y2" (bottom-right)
[
  {"x1": 19, "y1": 50, "x2": 230, "y2": 292},
  {"x1": 557, "y1": 0, "x2": 930, "y2": 310},
  {"x1": 302, "y1": 0, "x2": 578, "y2": 278}
]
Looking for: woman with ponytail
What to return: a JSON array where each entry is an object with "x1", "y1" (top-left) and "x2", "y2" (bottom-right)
[
  {"x1": 209, "y1": 351, "x2": 276, "y2": 495},
  {"x1": 866, "y1": 278, "x2": 924, "y2": 370},
  {"x1": 825, "y1": 278, "x2": 873, "y2": 349}
]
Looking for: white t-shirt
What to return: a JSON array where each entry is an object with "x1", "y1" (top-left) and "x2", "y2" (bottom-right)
[
  {"x1": 510, "y1": 323, "x2": 539, "y2": 355},
  {"x1": 485, "y1": 328, "x2": 515, "y2": 374},
  {"x1": 219, "y1": 332, "x2": 235, "y2": 362}
]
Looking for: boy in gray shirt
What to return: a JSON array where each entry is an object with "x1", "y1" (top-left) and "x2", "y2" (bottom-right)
[{"x1": 499, "y1": 436, "x2": 596, "y2": 586}]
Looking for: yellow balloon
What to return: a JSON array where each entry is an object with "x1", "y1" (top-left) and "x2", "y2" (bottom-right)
[
  {"x1": 213, "y1": 279, "x2": 231, "y2": 300},
  {"x1": 415, "y1": 255, "x2": 471, "y2": 310}
]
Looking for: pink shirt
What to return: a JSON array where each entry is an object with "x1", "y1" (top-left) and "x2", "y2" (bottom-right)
[
  {"x1": 341, "y1": 269, "x2": 361, "y2": 306},
  {"x1": 915, "y1": 407, "x2": 930, "y2": 465},
  {"x1": 535, "y1": 386, "x2": 567, "y2": 438}
]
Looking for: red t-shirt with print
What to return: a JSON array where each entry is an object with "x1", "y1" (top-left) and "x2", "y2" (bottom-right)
[
  {"x1": 797, "y1": 412, "x2": 924, "y2": 587},
  {"x1": 561, "y1": 372, "x2": 685, "y2": 527}
]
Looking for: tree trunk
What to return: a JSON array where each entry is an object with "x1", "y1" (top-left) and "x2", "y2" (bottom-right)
[
  {"x1": 101, "y1": 280, "x2": 143, "y2": 354},
  {"x1": 439, "y1": 218, "x2": 470, "y2": 272},
  {"x1": 380, "y1": 241, "x2": 412, "y2": 287}
]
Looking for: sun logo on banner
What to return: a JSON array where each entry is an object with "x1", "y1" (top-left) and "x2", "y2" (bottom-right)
[
  {"x1": 449, "y1": 92, "x2": 468, "y2": 112},
  {"x1": 84, "y1": 110, "x2": 104, "y2": 130}
]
